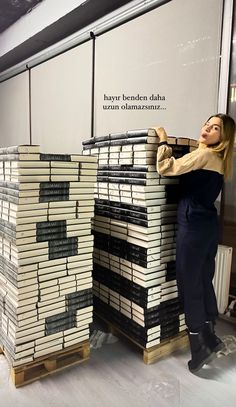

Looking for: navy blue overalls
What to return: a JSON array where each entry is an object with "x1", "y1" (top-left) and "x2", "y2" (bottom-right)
[{"x1": 176, "y1": 168, "x2": 224, "y2": 332}]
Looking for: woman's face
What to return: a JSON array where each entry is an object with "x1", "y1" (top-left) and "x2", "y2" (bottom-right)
[{"x1": 199, "y1": 116, "x2": 222, "y2": 145}]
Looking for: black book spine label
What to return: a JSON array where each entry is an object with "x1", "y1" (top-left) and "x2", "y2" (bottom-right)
[
  {"x1": 49, "y1": 249, "x2": 78, "y2": 260},
  {"x1": 82, "y1": 138, "x2": 95, "y2": 145},
  {"x1": 96, "y1": 141, "x2": 111, "y2": 147},
  {"x1": 109, "y1": 133, "x2": 128, "y2": 140},
  {"x1": 94, "y1": 135, "x2": 110, "y2": 142},
  {"x1": 39, "y1": 188, "x2": 69, "y2": 196},
  {"x1": 49, "y1": 237, "x2": 78, "y2": 248},
  {"x1": 126, "y1": 130, "x2": 149, "y2": 137},
  {"x1": 40, "y1": 181, "x2": 70, "y2": 190},
  {"x1": 39, "y1": 195, "x2": 69, "y2": 203},
  {"x1": 40, "y1": 154, "x2": 72, "y2": 161},
  {"x1": 65, "y1": 288, "x2": 93, "y2": 300},
  {"x1": 37, "y1": 220, "x2": 67, "y2": 229}
]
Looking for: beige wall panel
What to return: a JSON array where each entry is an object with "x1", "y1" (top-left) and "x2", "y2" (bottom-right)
[
  {"x1": 0, "y1": 71, "x2": 30, "y2": 147},
  {"x1": 31, "y1": 41, "x2": 92, "y2": 154},
  {"x1": 94, "y1": 0, "x2": 223, "y2": 140}
]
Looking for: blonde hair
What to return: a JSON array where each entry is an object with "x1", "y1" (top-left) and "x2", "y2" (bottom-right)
[{"x1": 208, "y1": 113, "x2": 236, "y2": 180}]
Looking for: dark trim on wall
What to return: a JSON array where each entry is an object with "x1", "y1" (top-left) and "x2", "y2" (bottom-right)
[
  {"x1": 27, "y1": 65, "x2": 32, "y2": 145},
  {"x1": 226, "y1": 0, "x2": 235, "y2": 114},
  {"x1": 90, "y1": 31, "x2": 96, "y2": 138},
  {"x1": 219, "y1": 182, "x2": 225, "y2": 244}
]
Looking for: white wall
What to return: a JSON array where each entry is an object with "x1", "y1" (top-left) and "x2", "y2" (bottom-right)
[
  {"x1": 0, "y1": 0, "x2": 224, "y2": 152},
  {"x1": 0, "y1": 71, "x2": 30, "y2": 147},
  {"x1": 94, "y1": 0, "x2": 223, "y2": 139},
  {"x1": 31, "y1": 41, "x2": 92, "y2": 154}
]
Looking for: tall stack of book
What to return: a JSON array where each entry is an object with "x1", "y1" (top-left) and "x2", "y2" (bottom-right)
[
  {"x1": 0, "y1": 145, "x2": 97, "y2": 366},
  {"x1": 83, "y1": 130, "x2": 197, "y2": 348}
]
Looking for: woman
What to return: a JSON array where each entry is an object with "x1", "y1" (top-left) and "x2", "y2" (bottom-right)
[{"x1": 153, "y1": 114, "x2": 235, "y2": 373}]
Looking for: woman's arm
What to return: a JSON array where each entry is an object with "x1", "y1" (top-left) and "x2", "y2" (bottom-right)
[{"x1": 152, "y1": 127, "x2": 209, "y2": 176}]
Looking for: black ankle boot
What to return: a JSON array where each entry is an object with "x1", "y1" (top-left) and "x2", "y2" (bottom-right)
[
  {"x1": 203, "y1": 321, "x2": 225, "y2": 353},
  {"x1": 188, "y1": 330, "x2": 214, "y2": 373}
]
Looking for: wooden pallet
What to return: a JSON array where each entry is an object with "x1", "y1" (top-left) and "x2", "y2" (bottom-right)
[
  {"x1": 96, "y1": 314, "x2": 189, "y2": 365},
  {"x1": 0, "y1": 340, "x2": 90, "y2": 387}
]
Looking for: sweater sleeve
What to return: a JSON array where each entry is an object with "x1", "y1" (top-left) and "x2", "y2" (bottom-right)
[{"x1": 156, "y1": 144, "x2": 209, "y2": 176}]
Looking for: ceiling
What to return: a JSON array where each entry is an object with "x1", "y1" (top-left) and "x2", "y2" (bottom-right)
[
  {"x1": 0, "y1": 0, "x2": 134, "y2": 73},
  {"x1": 0, "y1": 0, "x2": 43, "y2": 34}
]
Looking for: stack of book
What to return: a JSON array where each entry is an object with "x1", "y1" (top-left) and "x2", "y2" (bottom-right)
[
  {"x1": 0, "y1": 145, "x2": 97, "y2": 366},
  {"x1": 83, "y1": 130, "x2": 197, "y2": 348}
]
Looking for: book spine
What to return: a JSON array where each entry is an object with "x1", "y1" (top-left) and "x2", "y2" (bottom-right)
[{"x1": 40, "y1": 154, "x2": 72, "y2": 161}]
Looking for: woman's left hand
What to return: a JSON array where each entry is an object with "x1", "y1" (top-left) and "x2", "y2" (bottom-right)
[{"x1": 151, "y1": 127, "x2": 168, "y2": 142}]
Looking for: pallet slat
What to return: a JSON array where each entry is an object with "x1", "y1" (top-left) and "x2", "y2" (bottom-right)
[
  {"x1": 0, "y1": 340, "x2": 90, "y2": 387},
  {"x1": 97, "y1": 314, "x2": 189, "y2": 364},
  {"x1": 143, "y1": 332, "x2": 189, "y2": 364}
]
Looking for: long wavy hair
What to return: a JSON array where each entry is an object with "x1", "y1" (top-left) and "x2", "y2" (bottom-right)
[{"x1": 208, "y1": 113, "x2": 235, "y2": 180}]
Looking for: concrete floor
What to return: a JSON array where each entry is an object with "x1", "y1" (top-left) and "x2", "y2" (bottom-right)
[{"x1": 0, "y1": 319, "x2": 236, "y2": 407}]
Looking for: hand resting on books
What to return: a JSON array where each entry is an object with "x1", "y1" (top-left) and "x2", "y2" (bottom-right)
[{"x1": 151, "y1": 127, "x2": 168, "y2": 143}]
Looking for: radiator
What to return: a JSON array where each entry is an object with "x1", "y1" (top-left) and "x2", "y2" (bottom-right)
[{"x1": 213, "y1": 245, "x2": 233, "y2": 314}]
